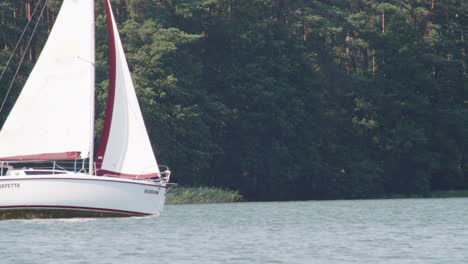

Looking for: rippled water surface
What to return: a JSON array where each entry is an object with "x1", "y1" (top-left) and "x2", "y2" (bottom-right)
[{"x1": 1, "y1": 198, "x2": 468, "y2": 263}]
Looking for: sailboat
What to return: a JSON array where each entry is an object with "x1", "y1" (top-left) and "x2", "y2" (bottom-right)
[{"x1": 0, "y1": 0, "x2": 172, "y2": 219}]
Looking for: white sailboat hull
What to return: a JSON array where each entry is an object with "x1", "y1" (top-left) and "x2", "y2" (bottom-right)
[
  {"x1": 0, "y1": 0, "x2": 172, "y2": 220},
  {"x1": 0, "y1": 173, "x2": 166, "y2": 219}
]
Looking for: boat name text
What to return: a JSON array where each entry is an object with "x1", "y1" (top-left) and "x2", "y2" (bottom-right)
[
  {"x1": 0, "y1": 183, "x2": 20, "y2": 189},
  {"x1": 144, "y1": 189, "x2": 159, "y2": 195}
]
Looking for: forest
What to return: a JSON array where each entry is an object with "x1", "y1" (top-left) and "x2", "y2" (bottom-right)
[{"x1": 0, "y1": 0, "x2": 467, "y2": 200}]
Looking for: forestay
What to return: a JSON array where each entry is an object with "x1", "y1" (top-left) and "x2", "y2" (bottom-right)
[
  {"x1": 0, "y1": 0, "x2": 95, "y2": 161},
  {"x1": 96, "y1": 0, "x2": 160, "y2": 178}
]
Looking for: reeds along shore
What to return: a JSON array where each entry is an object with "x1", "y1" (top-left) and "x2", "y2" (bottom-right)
[
  {"x1": 165, "y1": 187, "x2": 468, "y2": 205},
  {"x1": 166, "y1": 187, "x2": 243, "y2": 205}
]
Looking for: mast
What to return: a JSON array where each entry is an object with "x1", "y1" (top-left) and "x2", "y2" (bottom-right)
[{"x1": 89, "y1": 0, "x2": 96, "y2": 175}]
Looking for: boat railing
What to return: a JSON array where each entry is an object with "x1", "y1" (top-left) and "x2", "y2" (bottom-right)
[
  {"x1": 1, "y1": 161, "x2": 173, "y2": 186},
  {"x1": 159, "y1": 165, "x2": 171, "y2": 184},
  {"x1": 0, "y1": 160, "x2": 90, "y2": 176},
  {"x1": 131, "y1": 165, "x2": 171, "y2": 183}
]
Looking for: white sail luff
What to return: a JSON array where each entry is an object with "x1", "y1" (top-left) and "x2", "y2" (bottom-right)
[{"x1": 0, "y1": 0, "x2": 95, "y2": 160}]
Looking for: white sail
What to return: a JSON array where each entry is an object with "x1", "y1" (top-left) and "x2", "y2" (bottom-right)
[
  {"x1": 0, "y1": 0, "x2": 95, "y2": 161},
  {"x1": 96, "y1": 0, "x2": 160, "y2": 178}
]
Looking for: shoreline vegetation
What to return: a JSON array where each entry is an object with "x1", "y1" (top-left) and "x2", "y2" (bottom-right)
[
  {"x1": 430, "y1": 190, "x2": 468, "y2": 198},
  {"x1": 166, "y1": 187, "x2": 243, "y2": 205},
  {"x1": 166, "y1": 187, "x2": 468, "y2": 205},
  {"x1": 387, "y1": 190, "x2": 468, "y2": 199}
]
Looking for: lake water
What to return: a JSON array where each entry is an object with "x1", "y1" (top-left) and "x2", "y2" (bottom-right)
[{"x1": 1, "y1": 198, "x2": 467, "y2": 263}]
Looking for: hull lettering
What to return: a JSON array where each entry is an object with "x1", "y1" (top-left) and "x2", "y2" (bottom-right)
[
  {"x1": 0, "y1": 183, "x2": 20, "y2": 189},
  {"x1": 144, "y1": 189, "x2": 159, "y2": 195}
]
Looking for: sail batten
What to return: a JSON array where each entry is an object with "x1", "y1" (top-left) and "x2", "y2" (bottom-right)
[
  {"x1": 0, "y1": 0, "x2": 95, "y2": 161},
  {"x1": 97, "y1": 0, "x2": 160, "y2": 178}
]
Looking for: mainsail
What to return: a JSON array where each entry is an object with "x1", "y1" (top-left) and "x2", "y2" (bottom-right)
[
  {"x1": 96, "y1": 0, "x2": 160, "y2": 178},
  {"x1": 0, "y1": 0, "x2": 95, "y2": 161}
]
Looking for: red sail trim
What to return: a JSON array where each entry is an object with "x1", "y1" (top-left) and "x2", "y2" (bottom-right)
[
  {"x1": 0, "y1": 151, "x2": 81, "y2": 161},
  {"x1": 97, "y1": 169, "x2": 160, "y2": 179},
  {"x1": 96, "y1": 0, "x2": 117, "y2": 175}
]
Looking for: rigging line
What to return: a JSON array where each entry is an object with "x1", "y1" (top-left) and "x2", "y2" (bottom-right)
[
  {"x1": 0, "y1": 0, "x2": 47, "y2": 85},
  {"x1": 0, "y1": 0, "x2": 48, "y2": 115}
]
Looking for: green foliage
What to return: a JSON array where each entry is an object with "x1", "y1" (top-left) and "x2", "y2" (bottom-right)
[
  {"x1": 1, "y1": 0, "x2": 467, "y2": 201},
  {"x1": 430, "y1": 190, "x2": 468, "y2": 198},
  {"x1": 166, "y1": 186, "x2": 243, "y2": 204}
]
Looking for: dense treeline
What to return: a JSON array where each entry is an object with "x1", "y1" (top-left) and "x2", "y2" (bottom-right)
[{"x1": 0, "y1": 0, "x2": 467, "y2": 200}]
